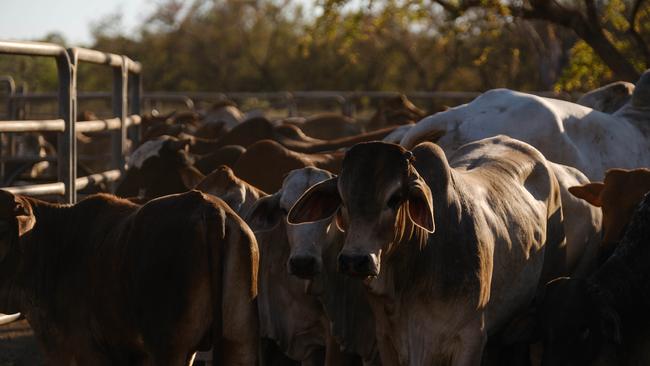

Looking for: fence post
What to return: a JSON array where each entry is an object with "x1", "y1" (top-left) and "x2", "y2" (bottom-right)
[
  {"x1": 57, "y1": 51, "x2": 76, "y2": 203},
  {"x1": 112, "y1": 57, "x2": 128, "y2": 186},
  {"x1": 128, "y1": 67, "x2": 142, "y2": 147}
]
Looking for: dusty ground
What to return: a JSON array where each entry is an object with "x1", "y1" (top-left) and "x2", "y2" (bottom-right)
[{"x1": 0, "y1": 319, "x2": 42, "y2": 366}]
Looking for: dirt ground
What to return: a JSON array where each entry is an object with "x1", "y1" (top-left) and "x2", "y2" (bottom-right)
[{"x1": 0, "y1": 319, "x2": 42, "y2": 366}]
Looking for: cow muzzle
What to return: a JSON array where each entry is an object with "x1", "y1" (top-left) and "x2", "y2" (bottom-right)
[
  {"x1": 338, "y1": 253, "x2": 379, "y2": 277},
  {"x1": 288, "y1": 255, "x2": 322, "y2": 279}
]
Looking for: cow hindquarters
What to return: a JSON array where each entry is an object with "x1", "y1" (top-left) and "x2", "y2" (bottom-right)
[{"x1": 216, "y1": 219, "x2": 259, "y2": 366}]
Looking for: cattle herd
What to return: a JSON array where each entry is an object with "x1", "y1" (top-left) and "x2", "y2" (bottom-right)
[{"x1": 1, "y1": 70, "x2": 650, "y2": 366}]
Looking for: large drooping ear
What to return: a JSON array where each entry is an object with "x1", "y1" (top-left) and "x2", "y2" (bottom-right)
[
  {"x1": 246, "y1": 194, "x2": 283, "y2": 232},
  {"x1": 569, "y1": 183, "x2": 605, "y2": 207},
  {"x1": 287, "y1": 177, "x2": 340, "y2": 224},
  {"x1": 407, "y1": 175, "x2": 435, "y2": 233}
]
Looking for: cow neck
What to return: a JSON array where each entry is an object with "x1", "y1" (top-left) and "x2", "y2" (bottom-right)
[{"x1": 591, "y1": 195, "x2": 650, "y2": 326}]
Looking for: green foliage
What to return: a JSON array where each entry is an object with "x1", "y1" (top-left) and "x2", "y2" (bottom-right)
[{"x1": 555, "y1": 0, "x2": 650, "y2": 91}]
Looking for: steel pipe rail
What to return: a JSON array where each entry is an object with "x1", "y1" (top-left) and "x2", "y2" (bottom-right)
[
  {"x1": 75, "y1": 169, "x2": 121, "y2": 190},
  {"x1": 0, "y1": 119, "x2": 65, "y2": 132},
  {"x1": 3, "y1": 181, "x2": 65, "y2": 196},
  {"x1": 0, "y1": 40, "x2": 142, "y2": 203},
  {"x1": 0, "y1": 40, "x2": 67, "y2": 57}
]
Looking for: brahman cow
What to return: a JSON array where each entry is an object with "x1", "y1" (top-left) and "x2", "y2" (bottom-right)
[
  {"x1": 366, "y1": 94, "x2": 426, "y2": 131},
  {"x1": 195, "y1": 165, "x2": 266, "y2": 219},
  {"x1": 569, "y1": 168, "x2": 650, "y2": 264},
  {"x1": 249, "y1": 167, "x2": 379, "y2": 366},
  {"x1": 288, "y1": 136, "x2": 571, "y2": 366},
  {"x1": 116, "y1": 136, "x2": 204, "y2": 199},
  {"x1": 576, "y1": 81, "x2": 635, "y2": 114},
  {"x1": 117, "y1": 136, "x2": 343, "y2": 200},
  {"x1": 280, "y1": 113, "x2": 363, "y2": 140},
  {"x1": 186, "y1": 117, "x2": 399, "y2": 155},
  {"x1": 0, "y1": 189, "x2": 259, "y2": 365},
  {"x1": 400, "y1": 69, "x2": 650, "y2": 180},
  {"x1": 533, "y1": 192, "x2": 650, "y2": 365},
  {"x1": 232, "y1": 140, "x2": 344, "y2": 193}
]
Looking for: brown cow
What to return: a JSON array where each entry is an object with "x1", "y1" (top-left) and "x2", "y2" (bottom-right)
[
  {"x1": 195, "y1": 165, "x2": 266, "y2": 219},
  {"x1": 0, "y1": 189, "x2": 258, "y2": 365},
  {"x1": 232, "y1": 140, "x2": 344, "y2": 193},
  {"x1": 187, "y1": 117, "x2": 399, "y2": 155},
  {"x1": 569, "y1": 168, "x2": 650, "y2": 263},
  {"x1": 195, "y1": 145, "x2": 247, "y2": 175},
  {"x1": 288, "y1": 137, "x2": 570, "y2": 365},
  {"x1": 281, "y1": 113, "x2": 363, "y2": 140},
  {"x1": 366, "y1": 94, "x2": 425, "y2": 131},
  {"x1": 116, "y1": 136, "x2": 204, "y2": 200}
]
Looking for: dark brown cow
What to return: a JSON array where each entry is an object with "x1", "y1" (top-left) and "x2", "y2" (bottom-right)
[
  {"x1": 232, "y1": 140, "x2": 344, "y2": 193},
  {"x1": 0, "y1": 189, "x2": 258, "y2": 365},
  {"x1": 116, "y1": 136, "x2": 204, "y2": 199},
  {"x1": 533, "y1": 192, "x2": 650, "y2": 366}
]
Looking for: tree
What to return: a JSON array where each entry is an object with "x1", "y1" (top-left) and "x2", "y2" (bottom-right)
[{"x1": 431, "y1": 0, "x2": 649, "y2": 82}]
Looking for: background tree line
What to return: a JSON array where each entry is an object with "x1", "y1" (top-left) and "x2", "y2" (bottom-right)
[{"x1": 1, "y1": 0, "x2": 648, "y2": 95}]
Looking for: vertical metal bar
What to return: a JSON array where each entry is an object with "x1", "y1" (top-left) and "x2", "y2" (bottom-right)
[
  {"x1": 57, "y1": 52, "x2": 76, "y2": 203},
  {"x1": 128, "y1": 69, "x2": 141, "y2": 147},
  {"x1": 112, "y1": 57, "x2": 128, "y2": 190},
  {"x1": 0, "y1": 76, "x2": 16, "y2": 182}
]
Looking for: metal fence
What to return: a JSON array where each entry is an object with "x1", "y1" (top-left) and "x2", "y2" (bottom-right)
[{"x1": 0, "y1": 41, "x2": 142, "y2": 203}]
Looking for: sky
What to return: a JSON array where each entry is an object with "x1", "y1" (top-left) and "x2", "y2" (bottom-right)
[{"x1": 0, "y1": 0, "x2": 155, "y2": 46}]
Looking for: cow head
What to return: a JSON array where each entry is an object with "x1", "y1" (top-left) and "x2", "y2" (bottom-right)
[
  {"x1": 288, "y1": 142, "x2": 434, "y2": 278},
  {"x1": 249, "y1": 167, "x2": 335, "y2": 279},
  {"x1": 533, "y1": 277, "x2": 620, "y2": 366},
  {"x1": 0, "y1": 190, "x2": 34, "y2": 313},
  {"x1": 117, "y1": 135, "x2": 202, "y2": 199},
  {"x1": 569, "y1": 168, "x2": 650, "y2": 260}
]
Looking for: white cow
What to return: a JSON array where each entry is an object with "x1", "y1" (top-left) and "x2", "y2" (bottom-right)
[{"x1": 400, "y1": 70, "x2": 650, "y2": 180}]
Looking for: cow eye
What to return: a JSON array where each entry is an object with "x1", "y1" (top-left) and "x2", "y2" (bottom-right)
[{"x1": 387, "y1": 192, "x2": 403, "y2": 209}]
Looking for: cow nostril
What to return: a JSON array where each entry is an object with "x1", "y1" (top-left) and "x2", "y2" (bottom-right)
[{"x1": 289, "y1": 256, "x2": 318, "y2": 278}]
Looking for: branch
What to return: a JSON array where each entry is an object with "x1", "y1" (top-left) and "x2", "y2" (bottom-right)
[{"x1": 628, "y1": 0, "x2": 650, "y2": 66}]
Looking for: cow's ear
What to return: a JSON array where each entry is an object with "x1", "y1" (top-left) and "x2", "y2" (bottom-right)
[
  {"x1": 569, "y1": 183, "x2": 604, "y2": 207},
  {"x1": 247, "y1": 194, "x2": 283, "y2": 232},
  {"x1": 407, "y1": 178, "x2": 435, "y2": 233},
  {"x1": 288, "y1": 177, "x2": 340, "y2": 224}
]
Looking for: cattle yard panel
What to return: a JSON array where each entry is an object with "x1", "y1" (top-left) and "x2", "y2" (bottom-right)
[{"x1": 0, "y1": 40, "x2": 142, "y2": 203}]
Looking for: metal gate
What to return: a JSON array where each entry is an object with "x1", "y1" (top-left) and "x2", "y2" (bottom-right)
[{"x1": 0, "y1": 40, "x2": 142, "y2": 203}]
